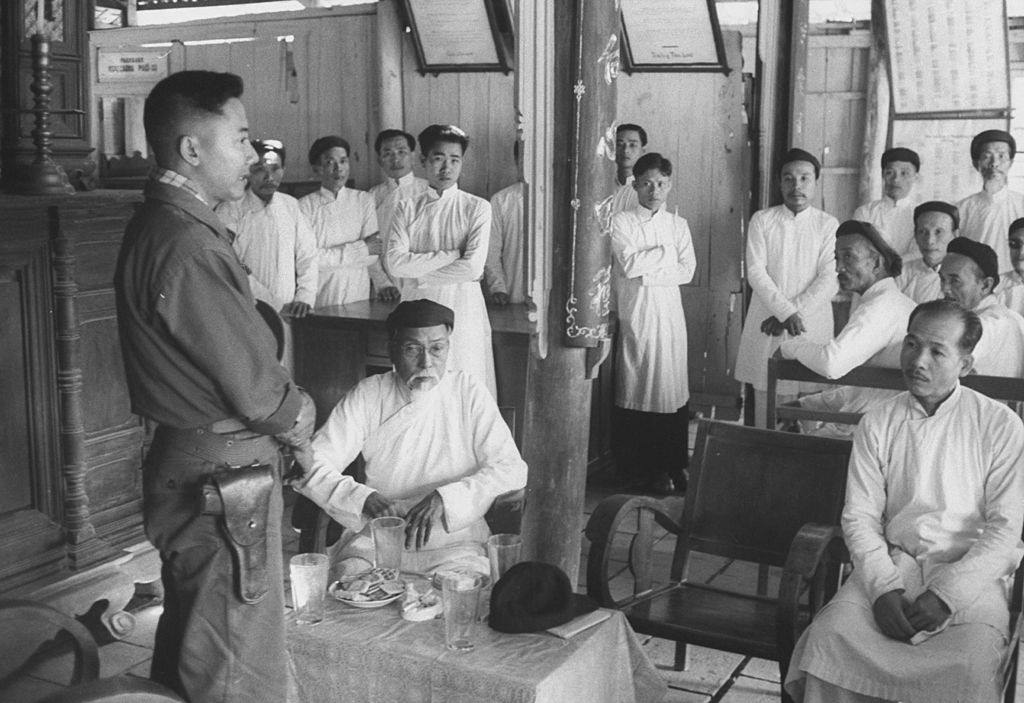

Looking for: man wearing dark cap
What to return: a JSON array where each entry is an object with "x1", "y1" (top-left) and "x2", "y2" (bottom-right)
[
  {"x1": 852, "y1": 147, "x2": 922, "y2": 259},
  {"x1": 997, "y1": 217, "x2": 1024, "y2": 315},
  {"x1": 940, "y1": 237, "x2": 1024, "y2": 377},
  {"x1": 299, "y1": 135, "x2": 388, "y2": 306},
  {"x1": 735, "y1": 147, "x2": 839, "y2": 426},
  {"x1": 895, "y1": 201, "x2": 959, "y2": 303},
  {"x1": 292, "y1": 299, "x2": 526, "y2": 575},
  {"x1": 958, "y1": 129, "x2": 1024, "y2": 275},
  {"x1": 385, "y1": 124, "x2": 497, "y2": 398},
  {"x1": 216, "y1": 138, "x2": 317, "y2": 370}
]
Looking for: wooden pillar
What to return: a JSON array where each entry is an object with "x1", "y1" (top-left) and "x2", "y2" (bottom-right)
[
  {"x1": 518, "y1": 0, "x2": 617, "y2": 586},
  {"x1": 375, "y1": 0, "x2": 404, "y2": 131},
  {"x1": 859, "y1": 0, "x2": 890, "y2": 206}
]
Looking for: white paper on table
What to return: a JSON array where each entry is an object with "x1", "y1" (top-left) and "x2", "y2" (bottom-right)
[{"x1": 546, "y1": 609, "x2": 612, "y2": 639}]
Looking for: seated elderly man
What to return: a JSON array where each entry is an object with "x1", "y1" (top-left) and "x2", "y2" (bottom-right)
[
  {"x1": 785, "y1": 299, "x2": 1024, "y2": 703},
  {"x1": 292, "y1": 299, "x2": 527, "y2": 576},
  {"x1": 896, "y1": 201, "x2": 959, "y2": 303},
  {"x1": 941, "y1": 237, "x2": 1024, "y2": 377},
  {"x1": 780, "y1": 221, "x2": 916, "y2": 436}
]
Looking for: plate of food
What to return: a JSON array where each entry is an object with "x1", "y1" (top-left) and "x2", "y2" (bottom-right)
[{"x1": 329, "y1": 567, "x2": 405, "y2": 608}]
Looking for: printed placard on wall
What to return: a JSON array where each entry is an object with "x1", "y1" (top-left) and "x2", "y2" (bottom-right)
[
  {"x1": 97, "y1": 50, "x2": 169, "y2": 83},
  {"x1": 401, "y1": 0, "x2": 511, "y2": 73},
  {"x1": 620, "y1": 0, "x2": 727, "y2": 72}
]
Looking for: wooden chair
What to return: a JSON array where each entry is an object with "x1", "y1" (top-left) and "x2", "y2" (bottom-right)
[
  {"x1": 766, "y1": 353, "x2": 1024, "y2": 429},
  {"x1": 584, "y1": 419, "x2": 852, "y2": 690},
  {"x1": 0, "y1": 599, "x2": 183, "y2": 703}
]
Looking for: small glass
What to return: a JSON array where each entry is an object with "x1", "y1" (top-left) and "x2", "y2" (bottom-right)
[
  {"x1": 289, "y1": 553, "x2": 329, "y2": 624},
  {"x1": 371, "y1": 516, "x2": 406, "y2": 571},
  {"x1": 486, "y1": 533, "x2": 523, "y2": 583},
  {"x1": 441, "y1": 573, "x2": 482, "y2": 651}
]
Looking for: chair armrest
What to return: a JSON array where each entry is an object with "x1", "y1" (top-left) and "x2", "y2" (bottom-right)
[
  {"x1": 776, "y1": 523, "x2": 846, "y2": 664},
  {"x1": 584, "y1": 494, "x2": 683, "y2": 607}
]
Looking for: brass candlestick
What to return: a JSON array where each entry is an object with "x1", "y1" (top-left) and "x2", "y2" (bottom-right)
[{"x1": 16, "y1": 32, "x2": 74, "y2": 195}]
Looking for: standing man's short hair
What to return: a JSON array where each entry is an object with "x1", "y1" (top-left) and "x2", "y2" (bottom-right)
[
  {"x1": 375, "y1": 129, "x2": 416, "y2": 153},
  {"x1": 632, "y1": 153, "x2": 672, "y2": 178},
  {"x1": 418, "y1": 124, "x2": 469, "y2": 154},
  {"x1": 143, "y1": 70, "x2": 244, "y2": 165},
  {"x1": 616, "y1": 123, "x2": 648, "y2": 146},
  {"x1": 308, "y1": 135, "x2": 350, "y2": 165}
]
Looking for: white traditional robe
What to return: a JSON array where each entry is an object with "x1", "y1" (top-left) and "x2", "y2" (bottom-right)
[
  {"x1": 484, "y1": 182, "x2": 526, "y2": 304},
  {"x1": 610, "y1": 176, "x2": 638, "y2": 215},
  {"x1": 299, "y1": 186, "x2": 386, "y2": 306},
  {"x1": 611, "y1": 205, "x2": 697, "y2": 413},
  {"x1": 972, "y1": 294, "x2": 1024, "y2": 377},
  {"x1": 385, "y1": 185, "x2": 497, "y2": 397},
  {"x1": 895, "y1": 258, "x2": 942, "y2": 304},
  {"x1": 853, "y1": 192, "x2": 921, "y2": 260},
  {"x1": 216, "y1": 190, "x2": 318, "y2": 311},
  {"x1": 958, "y1": 187, "x2": 1024, "y2": 275},
  {"x1": 294, "y1": 370, "x2": 527, "y2": 574},
  {"x1": 735, "y1": 205, "x2": 839, "y2": 392},
  {"x1": 996, "y1": 270, "x2": 1024, "y2": 317},
  {"x1": 369, "y1": 172, "x2": 430, "y2": 293},
  {"x1": 786, "y1": 385, "x2": 1024, "y2": 703}
]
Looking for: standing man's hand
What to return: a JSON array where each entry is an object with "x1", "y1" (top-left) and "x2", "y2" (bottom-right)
[
  {"x1": 404, "y1": 491, "x2": 445, "y2": 550},
  {"x1": 281, "y1": 301, "x2": 311, "y2": 318},
  {"x1": 490, "y1": 292, "x2": 510, "y2": 306},
  {"x1": 872, "y1": 590, "x2": 918, "y2": 641},
  {"x1": 362, "y1": 492, "x2": 399, "y2": 519},
  {"x1": 376, "y1": 286, "x2": 400, "y2": 302},
  {"x1": 760, "y1": 316, "x2": 785, "y2": 336},
  {"x1": 365, "y1": 233, "x2": 384, "y2": 256},
  {"x1": 783, "y1": 312, "x2": 806, "y2": 336}
]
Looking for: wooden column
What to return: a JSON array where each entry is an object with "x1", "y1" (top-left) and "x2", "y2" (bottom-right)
[
  {"x1": 859, "y1": 0, "x2": 891, "y2": 206},
  {"x1": 518, "y1": 0, "x2": 617, "y2": 586},
  {"x1": 375, "y1": 0, "x2": 404, "y2": 131}
]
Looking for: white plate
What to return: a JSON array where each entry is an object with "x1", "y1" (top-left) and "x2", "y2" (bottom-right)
[{"x1": 328, "y1": 579, "x2": 405, "y2": 608}]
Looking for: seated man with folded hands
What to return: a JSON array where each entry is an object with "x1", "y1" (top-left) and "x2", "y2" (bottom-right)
[{"x1": 291, "y1": 299, "x2": 527, "y2": 577}]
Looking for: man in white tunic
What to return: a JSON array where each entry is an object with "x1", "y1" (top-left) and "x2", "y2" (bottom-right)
[
  {"x1": 997, "y1": 217, "x2": 1024, "y2": 315},
  {"x1": 292, "y1": 300, "x2": 527, "y2": 576},
  {"x1": 610, "y1": 153, "x2": 696, "y2": 494},
  {"x1": 958, "y1": 129, "x2": 1024, "y2": 275},
  {"x1": 785, "y1": 299, "x2": 1024, "y2": 703},
  {"x1": 369, "y1": 129, "x2": 430, "y2": 302},
  {"x1": 734, "y1": 148, "x2": 838, "y2": 427},
  {"x1": 610, "y1": 123, "x2": 646, "y2": 215},
  {"x1": 940, "y1": 237, "x2": 1024, "y2": 377},
  {"x1": 896, "y1": 201, "x2": 958, "y2": 304},
  {"x1": 299, "y1": 135, "x2": 387, "y2": 307},
  {"x1": 385, "y1": 124, "x2": 497, "y2": 398},
  {"x1": 852, "y1": 147, "x2": 922, "y2": 259},
  {"x1": 485, "y1": 170, "x2": 525, "y2": 305},
  {"x1": 216, "y1": 139, "x2": 318, "y2": 371},
  {"x1": 783, "y1": 221, "x2": 916, "y2": 437}
]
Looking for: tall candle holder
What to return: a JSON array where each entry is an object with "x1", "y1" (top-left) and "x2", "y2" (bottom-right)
[{"x1": 16, "y1": 31, "x2": 75, "y2": 195}]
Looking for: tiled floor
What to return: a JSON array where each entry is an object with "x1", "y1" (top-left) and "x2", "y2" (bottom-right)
[{"x1": 7, "y1": 472, "x2": 1024, "y2": 702}]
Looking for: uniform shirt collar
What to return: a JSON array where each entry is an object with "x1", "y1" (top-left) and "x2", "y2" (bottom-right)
[{"x1": 149, "y1": 167, "x2": 209, "y2": 206}]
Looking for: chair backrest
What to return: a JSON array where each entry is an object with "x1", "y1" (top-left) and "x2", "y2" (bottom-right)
[{"x1": 673, "y1": 419, "x2": 852, "y2": 577}]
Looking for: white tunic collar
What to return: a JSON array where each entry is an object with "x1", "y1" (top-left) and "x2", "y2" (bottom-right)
[
  {"x1": 906, "y1": 382, "x2": 963, "y2": 419},
  {"x1": 425, "y1": 184, "x2": 460, "y2": 202}
]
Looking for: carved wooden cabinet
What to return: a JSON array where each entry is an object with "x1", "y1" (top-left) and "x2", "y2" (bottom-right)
[{"x1": 0, "y1": 191, "x2": 155, "y2": 636}]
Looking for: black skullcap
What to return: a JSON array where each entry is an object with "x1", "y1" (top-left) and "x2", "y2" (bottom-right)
[
  {"x1": 1011, "y1": 217, "x2": 1024, "y2": 237},
  {"x1": 914, "y1": 201, "x2": 960, "y2": 231},
  {"x1": 385, "y1": 299, "x2": 455, "y2": 333},
  {"x1": 253, "y1": 138, "x2": 286, "y2": 164},
  {"x1": 307, "y1": 135, "x2": 350, "y2": 165},
  {"x1": 881, "y1": 147, "x2": 920, "y2": 171},
  {"x1": 836, "y1": 220, "x2": 902, "y2": 277},
  {"x1": 970, "y1": 130, "x2": 1016, "y2": 162},
  {"x1": 489, "y1": 562, "x2": 599, "y2": 634},
  {"x1": 946, "y1": 237, "x2": 1000, "y2": 288},
  {"x1": 780, "y1": 148, "x2": 820, "y2": 178}
]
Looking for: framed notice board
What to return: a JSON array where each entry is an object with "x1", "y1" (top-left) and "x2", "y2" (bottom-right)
[
  {"x1": 399, "y1": 0, "x2": 513, "y2": 74},
  {"x1": 619, "y1": 0, "x2": 728, "y2": 74}
]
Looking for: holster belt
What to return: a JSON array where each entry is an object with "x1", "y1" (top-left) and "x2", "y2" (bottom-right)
[
  {"x1": 199, "y1": 463, "x2": 276, "y2": 604},
  {"x1": 157, "y1": 425, "x2": 278, "y2": 466}
]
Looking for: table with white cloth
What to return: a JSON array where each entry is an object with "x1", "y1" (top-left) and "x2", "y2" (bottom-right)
[{"x1": 286, "y1": 601, "x2": 666, "y2": 703}]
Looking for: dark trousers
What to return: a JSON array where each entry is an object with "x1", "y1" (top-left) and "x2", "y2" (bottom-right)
[
  {"x1": 144, "y1": 427, "x2": 286, "y2": 703},
  {"x1": 611, "y1": 404, "x2": 690, "y2": 485}
]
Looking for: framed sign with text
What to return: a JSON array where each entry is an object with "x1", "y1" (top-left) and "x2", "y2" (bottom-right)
[
  {"x1": 619, "y1": 0, "x2": 727, "y2": 73},
  {"x1": 399, "y1": 0, "x2": 513, "y2": 74}
]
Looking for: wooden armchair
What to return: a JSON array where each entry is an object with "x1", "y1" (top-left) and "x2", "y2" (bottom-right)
[
  {"x1": 0, "y1": 599, "x2": 183, "y2": 703},
  {"x1": 584, "y1": 419, "x2": 851, "y2": 688}
]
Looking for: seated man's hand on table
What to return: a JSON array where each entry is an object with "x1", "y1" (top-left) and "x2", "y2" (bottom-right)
[
  {"x1": 905, "y1": 589, "x2": 951, "y2": 633},
  {"x1": 404, "y1": 491, "x2": 444, "y2": 550},
  {"x1": 872, "y1": 589, "x2": 918, "y2": 641},
  {"x1": 281, "y1": 300, "x2": 312, "y2": 318},
  {"x1": 377, "y1": 286, "x2": 400, "y2": 302},
  {"x1": 363, "y1": 491, "x2": 399, "y2": 519}
]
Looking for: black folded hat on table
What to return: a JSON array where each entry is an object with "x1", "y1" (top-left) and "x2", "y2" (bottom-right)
[{"x1": 489, "y1": 561, "x2": 599, "y2": 634}]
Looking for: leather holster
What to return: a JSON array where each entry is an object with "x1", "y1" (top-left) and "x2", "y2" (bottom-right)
[{"x1": 199, "y1": 464, "x2": 275, "y2": 604}]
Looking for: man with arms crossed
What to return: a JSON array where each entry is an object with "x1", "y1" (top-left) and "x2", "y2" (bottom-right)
[{"x1": 786, "y1": 299, "x2": 1024, "y2": 702}]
